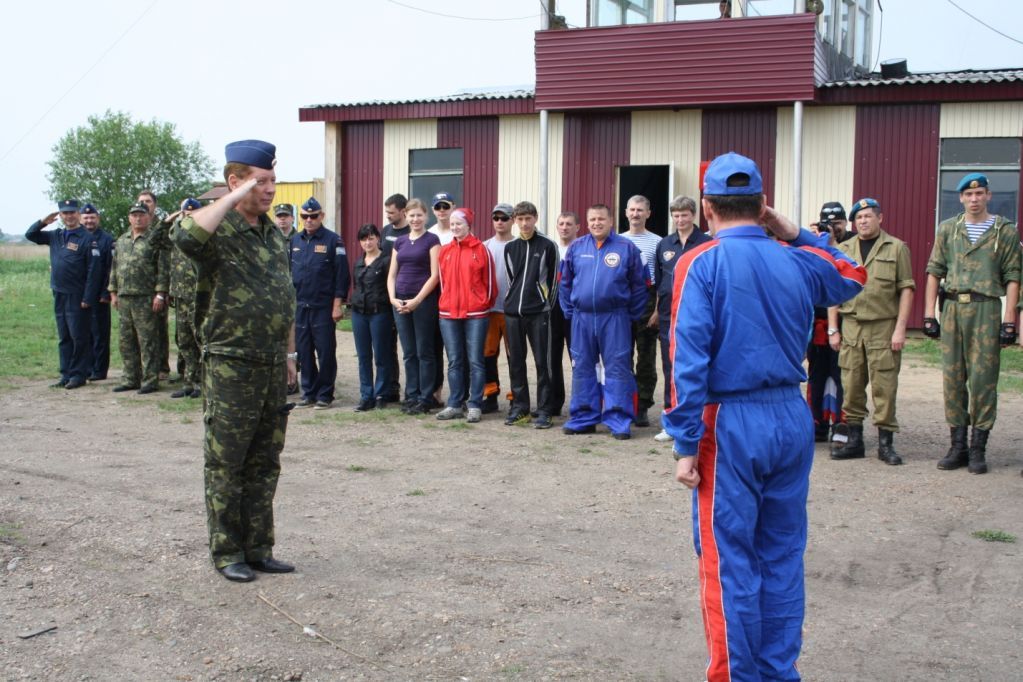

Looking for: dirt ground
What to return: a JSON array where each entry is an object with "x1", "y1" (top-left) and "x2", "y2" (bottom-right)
[{"x1": 1, "y1": 333, "x2": 1022, "y2": 681}]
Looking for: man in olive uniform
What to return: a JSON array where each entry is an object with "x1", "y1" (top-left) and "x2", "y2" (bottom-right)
[
  {"x1": 924, "y1": 173, "x2": 1021, "y2": 474},
  {"x1": 828, "y1": 198, "x2": 915, "y2": 465},
  {"x1": 138, "y1": 190, "x2": 173, "y2": 378},
  {"x1": 81, "y1": 203, "x2": 115, "y2": 381},
  {"x1": 109, "y1": 202, "x2": 168, "y2": 394},
  {"x1": 273, "y1": 203, "x2": 296, "y2": 239},
  {"x1": 171, "y1": 140, "x2": 298, "y2": 582},
  {"x1": 168, "y1": 198, "x2": 203, "y2": 399}
]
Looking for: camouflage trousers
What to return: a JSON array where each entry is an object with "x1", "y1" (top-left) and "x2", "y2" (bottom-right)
[
  {"x1": 203, "y1": 353, "x2": 289, "y2": 568},
  {"x1": 174, "y1": 300, "x2": 201, "y2": 390},
  {"x1": 118, "y1": 295, "x2": 160, "y2": 389},
  {"x1": 838, "y1": 317, "x2": 901, "y2": 431},
  {"x1": 158, "y1": 308, "x2": 170, "y2": 374},
  {"x1": 941, "y1": 298, "x2": 1001, "y2": 430},
  {"x1": 631, "y1": 288, "x2": 658, "y2": 411}
]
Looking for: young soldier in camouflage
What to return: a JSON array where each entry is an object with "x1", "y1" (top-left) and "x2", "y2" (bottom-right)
[
  {"x1": 924, "y1": 173, "x2": 1021, "y2": 474},
  {"x1": 167, "y1": 198, "x2": 203, "y2": 399},
  {"x1": 171, "y1": 140, "x2": 298, "y2": 582}
]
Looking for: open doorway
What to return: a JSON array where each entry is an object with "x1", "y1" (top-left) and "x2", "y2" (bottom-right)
[{"x1": 617, "y1": 165, "x2": 671, "y2": 236}]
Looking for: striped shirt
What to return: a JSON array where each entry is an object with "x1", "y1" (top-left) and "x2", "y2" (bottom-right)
[
  {"x1": 621, "y1": 230, "x2": 661, "y2": 282},
  {"x1": 965, "y1": 216, "x2": 996, "y2": 244}
]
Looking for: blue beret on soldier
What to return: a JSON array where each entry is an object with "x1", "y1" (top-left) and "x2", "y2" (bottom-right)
[
  {"x1": 181, "y1": 197, "x2": 202, "y2": 211},
  {"x1": 57, "y1": 199, "x2": 80, "y2": 212},
  {"x1": 301, "y1": 197, "x2": 322, "y2": 213},
  {"x1": 224, "y1": 139, "x2": 276, "y2": 170},
  {"x1": 81, "y1": 203, "x2": 98, "y2": 215},
  {"x1": 848, "y1": 197, "x2": 881, "y2": 221},
  {"x1": 956, "y1": 173, "x2": 989, "y2": 193}
]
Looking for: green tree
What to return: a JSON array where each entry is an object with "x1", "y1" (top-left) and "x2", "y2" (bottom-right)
[{"x1": 47, "y1": 110, "x2": 215, "y2": 236}]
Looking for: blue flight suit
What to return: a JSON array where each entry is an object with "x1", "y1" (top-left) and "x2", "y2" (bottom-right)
[
  {"x1": 26, "y1": 220, "x2": 102, "y2": 383},
  {"x1": 289, "y1": 226, "x2": 350, "y2": 403},
  {"x1": 664, "y1": 227, "x2": 866, "y2": 682},
  {"x1": 86, "y1": 228, "x2": 115, "y2": 379},
  {"x1": 559, "y1": 231, "x2": 648, "y2": 435}
]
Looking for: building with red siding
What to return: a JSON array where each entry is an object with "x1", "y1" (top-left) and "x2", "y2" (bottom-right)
[{"x1": 300, "y1": 1, "x2": 1023, "y2": 326}]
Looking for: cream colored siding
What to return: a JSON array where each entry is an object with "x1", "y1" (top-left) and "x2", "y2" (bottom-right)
[
  {"x1": 775, "y1": 105, "x2": 856, "y2": 226},
  {"x1": 324, "y1": 123, "x2": 340, "y2": 231},
  {"x1": 382, "y1": 119, "x2": 438, "y2": 199},
  {"x1": 545, "y1": 113, "x2": 565, "y2": 233},
  {"x1": 629, "y1": 110, "x2": 703, "y2": 230},
  {"x1": 497, "y1": 115, "x2": 540, "y2": 209},
  {"x1": 940, "y1": 102, "x2": 1023, "y2": 138}
]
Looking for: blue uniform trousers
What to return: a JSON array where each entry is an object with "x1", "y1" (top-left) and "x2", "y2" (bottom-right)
[
  {"x1": 54, "y1": 292, "x2": 93, "y2": 383},
  {"x1": 565, "y1": 310, "x2": 636, "y2": 435},
  {"x1": 692, "y1": 385, "x2": 812, "y2": 682},
  {"x1": 295, "y1": 305, "x2": 337, "y2": 403},
  {"x1": 90, "y1": 301, "x2": 111, "y2": 379}
]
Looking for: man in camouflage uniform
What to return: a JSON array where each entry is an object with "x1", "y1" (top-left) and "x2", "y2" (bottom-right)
[
  {"x1": 274, "y1": 203, "x2": 296, "y2": 239},
  {"x1": 168, "y1": 198, "x2": 203, "y2": 399},
  {"x1": 138, "y1": 190, "x2": 173, "y2": 378},
  {"x1": 924, "y1": 173, "x2": 1021, "y2": 474},
  {"x1": 171, "y1": 139, "x2": 298, "y2": 582},
  {"x1": 109, "y1": 202, "x2": 168, "y2": 394},
  {"x1": 829, "y1": 198, "x2": 915, "y2": 465}
]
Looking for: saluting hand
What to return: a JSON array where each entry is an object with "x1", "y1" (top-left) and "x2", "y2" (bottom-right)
[
  {"x1": 759, "y1": 205, "x2": 800, "y2": 241},
  {"x1": 41, "y1": 212, "x2": 59, "y2": 226}
]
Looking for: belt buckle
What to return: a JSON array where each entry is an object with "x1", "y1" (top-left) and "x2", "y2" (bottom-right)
[{"x1": 957, "y1": 293, "x2": 971, "y2": 304}]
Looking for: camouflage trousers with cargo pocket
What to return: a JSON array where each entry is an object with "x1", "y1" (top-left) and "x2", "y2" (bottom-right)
[
  {"x1": 838, "y1": 317, "x2": 901, "y2": 431},
  {"x1": 940, "y1": 298, "x2": 1001, "y2": 430},
  {"x1": 118, "y1": 295, "x2": 161, "y2": 389},
  {"x1": 174, "y1": 300, "x2": 201, "y2": 391},
  {"x1": 202, "y1": 353, "x2": 289, "y2": 569}
]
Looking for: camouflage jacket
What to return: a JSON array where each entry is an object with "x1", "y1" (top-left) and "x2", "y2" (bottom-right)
[
  {"x1": 172, "y1": 210, "x2": 295, "y2": 363},
  {"x1": 109, "y1": 225, "x2": 168, "y2": 295},
  {"x1": 926, "y1": 214, "x2": 1021, "y2": 298},
  {"x1": 166, "y1": 218, "x2": 198, "y2": 300}
]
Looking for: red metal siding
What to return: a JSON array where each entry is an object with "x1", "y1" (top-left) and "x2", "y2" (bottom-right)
[
  {"x1": 700, "y1": 108, "x2": 777, "y2": 217},
  {"x1": 535, "y1": 15, "x2": 817, "y2": 111},
  {"x1": 561, "y1": 112, "x2": 631, "y2": 234},
  {"x1": 818, "y1": 81, "x2": 1023, "y2": 105},
  {"x1": 340, "y1": 121, "x2": 384, "y2": 265},
  {"x1": 438, "y1": 118, "x2": 500, "y2": 242},
  {"x1": 300, "y1": 98, "x2": 534, "y2": 123},
  {"x1": 852, "y1": 104, "x2": 940, "y2": 329}
]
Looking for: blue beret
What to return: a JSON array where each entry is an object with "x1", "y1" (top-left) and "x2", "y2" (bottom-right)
[
  {"x1": 181, "y1": 198, "x2": 202, "y2": 211},
  {"x1": 301, "y1": 197, "x2": 322, "y2": 213},
  {"x1": 81, "y1": 203, "x2": 98, "y2": 215},
  {"x1": 956, "y1": 173, "x2": 989, "y2": 192},
  {"x1": 225, "y1": 139, "x2": 276, "y2": 170},
  {"x1": 848, "y1": 198, "x2": 881, "y2": 221},
  {"x1": 703, "y1": 152, "x2": 763, "y2": 196},
  {"x1": 57, "y1": 199, "x2": 80, "y2": 212}
]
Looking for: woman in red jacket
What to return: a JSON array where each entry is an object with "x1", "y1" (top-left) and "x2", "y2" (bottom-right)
[{"x1": 436, "y1": 208, "x2": 497, "y2": 422}]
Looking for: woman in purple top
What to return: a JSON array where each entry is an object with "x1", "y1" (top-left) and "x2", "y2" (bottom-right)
[{"x1": 387, "y1": 198, "x2": 441, "y2": 414}]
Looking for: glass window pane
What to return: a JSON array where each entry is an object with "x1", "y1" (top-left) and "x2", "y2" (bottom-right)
[
  {"x1": 939, "y1": 170, "x2": 1019, "y2": 223},
  {"x1": 409, "y1": 176, "x2": 464, "y2": 228},
  {"x1": 594, "y1": 0, "x2": 622, "y2": 26},
  {"x1": 856, "y1": 8, "x2": 869, "y2": 66},
  {"x1": 626, "y1": 7, "x2": 647, "y2": 24},
  {"x1": 941, "y1": 138, "x2": 1022, "y2": 166},
  {"x1": 410, "y1": 148, "x2": 463, "y2": 173},
  {"x1": 841, "y1": 0, "x2": 854, "y2": 58}
]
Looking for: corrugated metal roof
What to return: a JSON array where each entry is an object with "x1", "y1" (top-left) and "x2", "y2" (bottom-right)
[
  {"x1": 823, "y1": 68, "x2": 1023, "y2": 88},
  {"x1": 302, "y1": 88, "x2": 534, "y2": 110}
]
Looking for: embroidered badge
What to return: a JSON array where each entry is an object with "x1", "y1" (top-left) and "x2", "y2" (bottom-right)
[
  {"x1": 662, "y1": 250, "x2": 676, "y2": 261},
  {"x1": 67, "y1": 242, "x2": 79, "y2": 251},
  {"x1": 336, "y1": 247, "x2": 345, "y2": 256},
  {"x1": 314, "y1": 245, "x2": 327, "y2": 253},
  {"x1": 603, "y1": 252, "x2": 621, "y2": 268}
]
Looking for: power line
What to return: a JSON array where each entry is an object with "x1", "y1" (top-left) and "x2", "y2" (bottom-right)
[
  {"x1": 944, "y1": 0, "x2": 1023, "y2": 47},
  {"x1": 0, "y1": 0, "x2": 161, "y2": 165},
  {"x1": 384, "y1": 0, "x2": 539, "y2": 22}
]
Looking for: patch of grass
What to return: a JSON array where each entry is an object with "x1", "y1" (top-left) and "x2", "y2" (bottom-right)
[
  {"x1": 348, "y1": 436, "x2": 381, "y2": 447},
  {"x1": 180, "y1": 416, "x2": 194, "y2": 424},
  {"x1": 579, "y1": 448, "x2": 592, "y2": 454},
  {"x1": 347, "y1": 464, "x2": 367, "y2": 472},
  {"x1": 972, "y1": 529, "x2": 1017, "y2": 543},
  {"x1": 156, "y1": 397, "x2": 202, "y2": 413},
  {"x1": 903, "y1": 340, "x2": 1023, "y2": 395},
  {"x1": 446, "y1": 421, "x2": 472, "y2": 430},
  {"x1": 499, "y1": 664, "x2": 526, "y2": 676},
  {"x1": 0, "y1": 522, "x2": 24, "y2": 543},
  {"x1": 406, "y1": 488, "x2": 425, "y2": 496}
]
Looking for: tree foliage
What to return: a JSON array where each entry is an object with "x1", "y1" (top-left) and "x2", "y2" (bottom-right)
[{"x1": 47, "y1": 110, "x2": 215, "y2": 236}]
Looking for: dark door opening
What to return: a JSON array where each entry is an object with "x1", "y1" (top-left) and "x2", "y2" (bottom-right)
[{"x1": 617, "y1": 165, "x2": 670, "y2": 236}]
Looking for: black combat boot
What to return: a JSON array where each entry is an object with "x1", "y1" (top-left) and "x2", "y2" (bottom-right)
[
  {"x1": 877, "y1": 428, "x2": 902, "y2": 465},
  {"x1": 936, "y1": 426, "x2": 969, "y2": 470},
  {"x1": 831, "y1": 423, "x2": 865, "y2": 460},
  {"x1": 968, "y1": 428, "x2": 989, "y2": 475}
]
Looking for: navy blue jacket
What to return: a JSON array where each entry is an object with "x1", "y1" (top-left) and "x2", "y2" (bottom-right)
[
  {"x1": 86, "y1": 228, "x2": 115, "y2": 302},
  {"x1": 289, "y1": 227, "x2": 351, "y2": 308},
  {"x1": 26, "y1": 220, "x2": 102, "y2": 304},
  {"x1": 654, "y1": 228, "x2": 712, "y2": 317}
]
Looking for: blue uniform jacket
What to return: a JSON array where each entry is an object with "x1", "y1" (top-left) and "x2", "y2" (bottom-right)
[
  {"x1": 87, "y1": 228, "x2": 115, "y2": 301},
  {"x1": 664, "y1": 226, "x2": 867, "y2": 455},
  {"x1": 559, "y1": 231, "x2": 649, "y2": 321},
  {"x1": 26, "y1": 221, "x2": 102, "y2": 305},
  {"x1": 289, "y1": 227, "x2": 351, "y2": 308},
  {"x1": 654, "y1": 229, "x2": 713, "y2": 318}
]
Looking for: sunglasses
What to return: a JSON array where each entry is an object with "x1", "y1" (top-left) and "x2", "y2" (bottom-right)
[
  {"x1": 492, "y1": 214, "x2": 510, "y2": 222},
  {"x1": 300, "y1": 213, "x2": 320, "y2": 220},
  {"x1": 433, "y1": 203, "x2": 452, "y2": 210}
]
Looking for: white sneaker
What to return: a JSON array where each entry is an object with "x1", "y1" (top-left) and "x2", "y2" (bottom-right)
[
  {"x1": 466, "y1": 408, "x2": 481, "y2": 423},
  {"x1": 654, "y1": 429, "x2": 672, "y2": 442},
  {"x1": 436, "y1": 406, "x2": 462, "y2": 420}
]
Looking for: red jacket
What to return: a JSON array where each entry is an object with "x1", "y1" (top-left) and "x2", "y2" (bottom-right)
[{"x1": 438, "y1": 234, "x2": 497, "y2": 319}]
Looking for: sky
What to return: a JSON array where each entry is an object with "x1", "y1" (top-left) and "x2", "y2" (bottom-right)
[{"x1": 2, "y1": 0, "x2": 1023, "y2": 235}]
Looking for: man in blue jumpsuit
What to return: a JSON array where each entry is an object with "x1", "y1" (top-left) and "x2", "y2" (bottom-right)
[
  {"x1": 559, "y1": 203, "x2": 648, "y2": 439},
  {"x1": 664, "y1": 153, "x2": 867, "y2": 681},
  {"x1": 290, "y1": 197, "x2": 350, "y2": 409},
  {"x1": 81, "y1": 203, "x2": 115, "y2": 381},
  {"x1": 26, "y1": 199, "x2": 102, "y2": 389}
]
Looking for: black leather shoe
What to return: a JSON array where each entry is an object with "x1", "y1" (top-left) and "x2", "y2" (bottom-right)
[
  {"x1": 355, "y1": 399, "x2": 375, "y2": 412},
  {"x1": 88, "y1": 375, "x2": 106, "y2": 382},
  {"x1": 612, "y1": 432, "x2": 632, "y2": 440},
  {"x1": 188, "y1": 387, "x2": 202, "y2": 398},
  {"x1": 374, "y1": 397, "x2": 388, "y2": 409},
  {"x1": 137, "y1": 385, "x2": 158, "y2": 395},
  {"x1": 112, "y1": 384, "x2": 140, "y2": 392},
  {"x1": 64, "y1": 378, "x2": 86, "y2": 390},
  {"x1": 633, "y1": 408, "x2": 650, "y2": 428},
  {"x1": 50, "y1": 380, "x2": 67, "y2": 388},
  {"x1": 248, "y1": 557, "x2": 295, "y2": 573},
  {"x1": 170, "y1": 388, "x2": 190, "y2": 398},
  {"x1": 562, "y1": 424, "x2": 596, "y2": 435},
  {"x1": 219, "y1": 562, "x2": 255, "y2": 582}
]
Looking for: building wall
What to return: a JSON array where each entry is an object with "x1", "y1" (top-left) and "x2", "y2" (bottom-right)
[
  {"x1": 497, "y1": 115, "x2": 540, "y2": 211},
  {"x1": 701, "y1": 108, "x2": 777, "y2": 230},
  {"x1": 341, "y1": 122, "x2": 384, "y2": 261},
  {"x1": 630, "y1": 110, "x2": 703, "y2": 228},
  {"x1": 940, "y1": 102, "x2": 1023, "y2": 138},
  {"x1": 324, "y1": 123, "x2": 341, "y2": 232},
  {"x1": 382, "y1": 119, "x2": 438, "y2": 201},
  {"x1": 561, "y1": 112, "x2": 631, "y2": 231},
  {"x1": 546, "y1": 113, "x2": 566, "y2": 231},
  {"x1": 438, "y1": 118, "x2": 500, "y2": 241},
  {"x1": 273, "y1": 182, "x2": 319, "y2": 216}
]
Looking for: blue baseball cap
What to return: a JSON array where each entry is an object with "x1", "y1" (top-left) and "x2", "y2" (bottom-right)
[
  {"x1": 225, "y1": 139, "x2": 276, "y2": 170},
  {"x1": 956, "y1": 173, "x2": 989, "y2": 192},
  {"x1": 703, "y1": 152, "x2": 763, "y2": 196},
  {"x1": 848, "y1": 197, "x2": 881, "y2": 221},
  {"x1": 81, "y1": 203, "x2": 98, "y2": 215},
  {"x1": 301, "y1": 197, "x2": 322, "y2": 213},
  {"x1": 432, "y1": 192, "x2": 455, "y2": 208},
  {"x1": 181, "y1": 198, "x2": 202, "y2": 211},
  {"x1": 57, "y1": 199, "x2": 80, "y2": 212}
]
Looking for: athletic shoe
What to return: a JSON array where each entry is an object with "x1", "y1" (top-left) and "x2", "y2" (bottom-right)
[
  {"x1": 466, "y1": 408, "x2": 482, "y2": 423},
  {"x1": 505, "y1": 410, "x2": 529, "y2": 426},
  {"x1": 532, "y1": 413, "x2": 553, "y2": 430},
  {"x1": 436, "y1": 406, "x2": 462, "y2": 420},
  {"x1": 313, "y1": 400, "x2": 332, "y2": 410},
  {"x1": 295, "y1": 398, "x2": 315, "y2": 408},
  {"x1": 654, "y1": 429, "x2": 672, "y2": 442}
]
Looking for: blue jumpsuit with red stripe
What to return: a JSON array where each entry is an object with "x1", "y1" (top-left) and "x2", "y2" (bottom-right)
[
  {"x1": 663, "y1": 226, "x2": 866, "y2": 681},
  {"x1": 559, "y1": 232, "x2": 649, "y2": 435}
]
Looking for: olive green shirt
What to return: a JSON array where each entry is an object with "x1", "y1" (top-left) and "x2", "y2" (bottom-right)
[
  {"x1": 837, "y1": 229, "x2": 915, "y2": 321},
  {"x1": 926, "y1": 214, "x2": 1021, "y2": 297},
  {"x1": 109, "y1": 226, "x2": 169, "y2": 296},
  {"x1": 172, "y1": 210, "x2": 294, "y2": 363}
]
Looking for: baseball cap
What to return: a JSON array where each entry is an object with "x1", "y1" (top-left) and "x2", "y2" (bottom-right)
[
  {"x1": 432, "y1": 192, "x2": 455, "y2": 208},
  {"x1": 702, "y1": 152, "x2": 763, "y2": 196},
  {"x1": 819, "y1": 202, "x2": 846, "y2": 222},
  {"x1": 492, "y1": 202, "x2": 514, "y2": 217}
]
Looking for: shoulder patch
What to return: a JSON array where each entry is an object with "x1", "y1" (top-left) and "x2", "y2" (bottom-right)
[
  {"x1": 662, "y1": 250, "x2": 676, "y2": 261},
  {"x1": 314, "y1": 244, "x2": 328, "y2": 254},
  {"x1": 336, "y1": 246, "x2": 346, "y2": 256},
  {"x1": 603, "y1": 252, "x2": 621, "y2": 268}
]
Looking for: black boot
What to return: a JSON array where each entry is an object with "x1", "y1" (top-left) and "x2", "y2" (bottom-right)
[
  {"x1": 877, "y1": 428, "x2": 902, "y2": 465},
  {"x1": 936, "y1": 426, "x2": 969, "y2": 470},
  {"x1": 831, "y1": 423, "x2": 865, "y2": 460},
  {"x1": 968, "y1": 428, "x2": 989, "y2": 475}
]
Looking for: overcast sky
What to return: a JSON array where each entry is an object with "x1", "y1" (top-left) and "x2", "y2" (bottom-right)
[{"x1": 3, "y1": 0, "x2": 1023, "y2": 234}]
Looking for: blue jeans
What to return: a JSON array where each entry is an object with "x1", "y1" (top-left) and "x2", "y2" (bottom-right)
[
  {"x1": 351, "y1": 309, "x2": 396, "y2": 401},
  {"x1": 393, "y1": 291, "x2": 438, "y2": 403},
  {"x1": 439, "y1": 317, "x2": 488, "y2": 409}
]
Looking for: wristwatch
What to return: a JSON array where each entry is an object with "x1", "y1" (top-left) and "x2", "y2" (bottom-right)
[
  {"x1": 827, "y1": 327, "x2": 840, "y2": 336},
  {"x1": 287, "y1": 352, "x2": 298, "y2": 361}
]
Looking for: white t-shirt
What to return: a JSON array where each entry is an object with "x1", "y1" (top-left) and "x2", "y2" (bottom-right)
[
  {"x1": 483, "y1": 236, "x2": 513, "y2": 312},
  {"x1": 428, "y1": 224, "x2": 454, "y2": 246}
]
